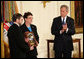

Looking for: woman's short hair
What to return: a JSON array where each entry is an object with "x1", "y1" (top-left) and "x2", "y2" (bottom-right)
[{"x1": 23, "y1": 12, "x2": 33, "y2": 19}]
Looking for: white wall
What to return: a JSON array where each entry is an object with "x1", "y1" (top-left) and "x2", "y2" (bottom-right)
[{"x1": 16, "y1": 1, "x2": 83, "y2": 58}]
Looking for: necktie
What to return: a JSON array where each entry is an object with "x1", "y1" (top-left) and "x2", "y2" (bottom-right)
[{"x1": 62, "y1": 18, "x2": 65, "y2": 25}]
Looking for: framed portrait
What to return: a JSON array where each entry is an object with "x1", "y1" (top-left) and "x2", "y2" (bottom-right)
[
  {"x1": 70, "y1": 1, "x2": 83, "y2": 33},
  {"x1": 24, "y1": 31, "x2": 38, "y2": 47}
]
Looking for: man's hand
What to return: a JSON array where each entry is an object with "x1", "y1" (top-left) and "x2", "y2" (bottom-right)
[
  {"x1": 62, "y1": 23, "x2": 67, "y2": 30},
  {"x1": 60, "y1": 29, "x2": 65, "y2": 34},
  {"x1": 61, "y1": 29, "x2": 65, "y2": 33},
  {"x1": 30, "y1": 46, "x2": 34, "y2": 50}
]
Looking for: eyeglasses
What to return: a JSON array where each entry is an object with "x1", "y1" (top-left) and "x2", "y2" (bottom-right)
[{"x1": 27, "y1": 17, "x2": 33, "y2": 19}]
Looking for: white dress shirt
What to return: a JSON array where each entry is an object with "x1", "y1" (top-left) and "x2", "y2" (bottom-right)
[{"x1": 61, "y1": 16, "x2": 67, "y2": 24}]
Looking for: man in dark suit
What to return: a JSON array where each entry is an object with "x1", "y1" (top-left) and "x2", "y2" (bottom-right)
[
  {"x1": 20, "y1": 12, "x2": 39, "y2": 58},
  {"x1": 7, "y1": 13, "x2": 30, "y2": 58},
  {"x1": 51, "y1": 5, "x2": 75, "y2": 58}
]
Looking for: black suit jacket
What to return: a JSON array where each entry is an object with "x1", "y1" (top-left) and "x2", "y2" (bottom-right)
[
  {"x1": 51, "y1": 16, "x2": 75, "y2": 52},
  {"x1": 20, "y1": 23, "x2": 39, "y2": 56},
  {"x1": 7, "y1": 24, "x2": 30, "y2": 58}
]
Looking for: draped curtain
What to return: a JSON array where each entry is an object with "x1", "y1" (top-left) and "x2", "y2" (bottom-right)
[
  {"x1": 1, "y1": 1, "x2": 18, "y2": 58},
  {"x1": 1, "y1": 1, "x2": 18, "y2": 22}
]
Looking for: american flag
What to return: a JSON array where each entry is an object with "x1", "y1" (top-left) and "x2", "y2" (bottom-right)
[{"x1": 3, "y1": 22, "x2": 13, "y2": 47}]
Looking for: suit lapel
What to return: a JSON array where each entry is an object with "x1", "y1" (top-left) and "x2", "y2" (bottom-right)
[
  {"x1": 66, "y1": 16, "x2": 68, "y2": 23},
  {"x1": 59, "y1": 16, "x2": 63, "y2": 25},
  {"x1": 25, "y1": 24, "x2": 34, "y2": 32},
  {"x1": 66, "y1": 16, "x2": 69, "y2": 26},
  {"x1": 24, "y1": 23, "x2": 30, "y2": 32},
  {"x1": 30, "y1": 24, "x2": 34, "y2": 32}
]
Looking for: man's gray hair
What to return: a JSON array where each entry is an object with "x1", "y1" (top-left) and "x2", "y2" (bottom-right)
[{"x1": 60, "y1": 5, "x2": 69, "y2": 12}]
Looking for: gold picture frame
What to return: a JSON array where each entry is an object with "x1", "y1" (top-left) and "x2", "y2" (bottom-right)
[{"x1": 70, "y1": 1, "x2": 83, "y2": 34}]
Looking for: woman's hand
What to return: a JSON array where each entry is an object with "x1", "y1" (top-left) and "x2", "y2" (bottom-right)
[
  {"x1": 30, "y1": 46, "x2": 34, "y2": 50},
  {"x1": 25, "y1": 38, "x2": 29, "y2": 43}
]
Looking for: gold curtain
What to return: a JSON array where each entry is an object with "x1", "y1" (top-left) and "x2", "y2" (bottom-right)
[{"x1": 1, "y1": 23, "x2": 5, "y2": 58}]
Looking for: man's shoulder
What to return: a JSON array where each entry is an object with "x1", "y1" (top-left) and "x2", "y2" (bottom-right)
[
  {"x1": 20, "y1": 23, "x2": 26, "y2": 29},
  {"x1": 8, "y1": 24, "x2": 16, "y2": 31},
  {"x1": 67, "y1": 16, "x2": 74, "y2": 21},
  {"x1": 54, "y1": 16, "x2": 61, "y2": 19},
  {"x1": 8, "y1": 24, "x2": 18, "y2": 33},
  {"x1": 53, "y1": 16, "x2": 61, "y2": 21}
]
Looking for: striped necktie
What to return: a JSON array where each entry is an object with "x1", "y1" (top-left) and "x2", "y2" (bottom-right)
[{"x1": 62, "y1": 18, "x2": 65, "y2": 25}]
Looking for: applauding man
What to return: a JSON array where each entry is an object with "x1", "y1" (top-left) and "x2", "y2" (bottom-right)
[{"x1": 51, "y1": 5, "x2": 75, "y2": 58}]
